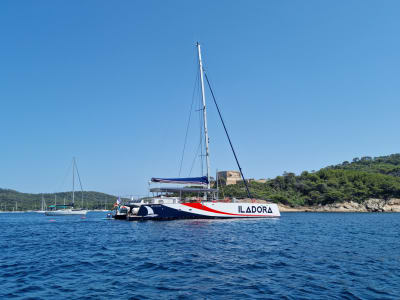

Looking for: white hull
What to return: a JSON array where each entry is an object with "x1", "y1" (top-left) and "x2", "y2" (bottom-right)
[
  {"x1": 137, "y1": 202, "x2": 280, "y2": 219},
  {"x1": 45, "y1": 209, "x2": 87, "y2": 216}
]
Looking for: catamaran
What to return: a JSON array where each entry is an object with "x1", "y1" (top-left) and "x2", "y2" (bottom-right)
[
  {"x1": 129, "y1": 43, "x2": 280, "y2": 220},
  {"x1": 45, "y1": 158, "x2": 87, "y2": 216}
]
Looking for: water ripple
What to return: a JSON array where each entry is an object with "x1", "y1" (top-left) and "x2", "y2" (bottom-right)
[{"x1": 0, "y1": 212, "x2": 400, "y2": 299}]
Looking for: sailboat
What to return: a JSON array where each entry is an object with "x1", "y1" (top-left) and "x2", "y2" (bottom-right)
[
  {"x1": 45, "y1": 158, "x2": 88, "y2": 216},
  {"x1": 35, "y1": 194, "x2": 47, "y2": 213},
  {"x1": 131, "y1": 43, "x2": 280, "y2": 220}
]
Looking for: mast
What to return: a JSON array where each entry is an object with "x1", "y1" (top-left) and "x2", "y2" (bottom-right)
[
  {"x1": 74, "y1": 157, "x2": 84, "y2": 209},
  {"x1": 197, "y1": 42, "x2": 211, "y2": 189},
  {"x1": 72, "y1": 157, "x2": 75, "y2": 206}
]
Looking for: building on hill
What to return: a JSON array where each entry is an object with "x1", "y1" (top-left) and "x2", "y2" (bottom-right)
[
  {"x1": 216, "y1": 171, "x2": 267, "y2": 186},
  {"x1": 217, "y1": 171, "x2": 241, "y2": 185}
]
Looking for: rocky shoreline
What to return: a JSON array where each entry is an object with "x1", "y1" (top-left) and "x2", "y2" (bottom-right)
[{"x1": 278, "y1": 198, "x2": 400, "y2": 212}]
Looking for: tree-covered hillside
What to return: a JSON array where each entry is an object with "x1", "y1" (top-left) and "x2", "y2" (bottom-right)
[
  {"x1": 0, "y1": 189, "x2": 122, "y2": 211},
  {"x1": 326, "y1": 154, "x2": 400, "y2": 177},
  {"x1": 220, "y1": 154, "x2": 400, "y2": 206}
]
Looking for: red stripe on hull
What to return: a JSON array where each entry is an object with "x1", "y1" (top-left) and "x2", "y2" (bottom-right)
[{"x1": 182, "y1": 203, "x2": 272, "y2": 217}]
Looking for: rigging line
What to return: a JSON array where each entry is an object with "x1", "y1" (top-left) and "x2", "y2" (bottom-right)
[
  {"x1": 203, "y1": 71, "x2": 252, "y2": 198},
  {"x1": 55, "y1": 160, "x2": 73, "y2": 193},
  {"x1": 178, "y1": 67, "x2": 200, "y2": 177},
  {"x1": 189, "y1": 140, "x2": 202, "y2": 177},
  {"x1": 74, "y1": 159, "x2": 85, "y2": 208},
  {"x1": 219, "y1": 177, "x2": 226, "y2": 199}
]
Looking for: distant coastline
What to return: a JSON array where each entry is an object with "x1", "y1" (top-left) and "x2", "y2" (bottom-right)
[
  {"x1": 0, "y1": 209, "x2": 111, "y2": 213},
  {"x1": 0, "y1": 188, "x2": 123, "y2": 211},
  {"x1": 4, "y1": 154, "x2": 400, "y2": 212},
  {"x1": 221, "y1": 154, "x2": 400, "y2": 209},
  {"x1": 279, "y1": 198, "x2": 400, "y2": 212}
]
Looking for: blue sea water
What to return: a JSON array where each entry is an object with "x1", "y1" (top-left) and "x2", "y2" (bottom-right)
[{"x1": 0, "y1": 212, "x2": 399, "y2": 299}]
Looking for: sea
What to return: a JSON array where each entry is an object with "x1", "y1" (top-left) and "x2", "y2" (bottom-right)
[{"x1": 0, "y1": 212, "x2": 399, "y2": 299}]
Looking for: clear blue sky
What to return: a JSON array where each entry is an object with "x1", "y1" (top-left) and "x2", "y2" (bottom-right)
[{"x1": 1, "y1": 1, "x2": 400, "y2": 196}]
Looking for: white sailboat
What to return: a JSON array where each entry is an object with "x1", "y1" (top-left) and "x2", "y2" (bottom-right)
[
  {"x1": 45, "y1": 158, "x2": 87, "y2": 216},
  {"x1": 130, "y1": 43, "x2": 280, "y2": 220},
  {"x1": 35, "y1": 194, "x2": 47, "y2": 213}
]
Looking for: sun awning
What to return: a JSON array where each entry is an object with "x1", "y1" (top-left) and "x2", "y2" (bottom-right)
[
  {"x1": 151, "y1": 176, "x2": 209, "y2": 185},
  {"x1": 150, "y1": 187, "x2": 218, "y2": 193}
]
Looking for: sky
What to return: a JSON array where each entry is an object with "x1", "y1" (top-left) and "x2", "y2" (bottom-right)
[{"x1": 1, "y1": 0, "x2": 400, "y2": 197}]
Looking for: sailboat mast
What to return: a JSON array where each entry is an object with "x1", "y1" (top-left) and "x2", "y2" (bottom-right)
[
  {"x1": 197, "y1": 42, "x2": 211, "y2": 189},
  {"x1": 72, "y1": 157, "x2": 75, "y2": 206}
]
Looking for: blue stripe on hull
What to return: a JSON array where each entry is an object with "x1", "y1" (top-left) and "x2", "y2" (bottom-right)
[{"x1": 137, "y1": 204, "x2": 224, "y2": 220}]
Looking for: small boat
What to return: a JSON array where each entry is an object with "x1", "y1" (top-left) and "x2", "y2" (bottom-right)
[
  {"x1": 110, "y1": 196, "x2": 129, "y2": 220},
  {"x1": 45, "y1": 158, "x2": 87, "y2": 216},
  {"x1": 129, "y1": 43, "x2": 280, "y2": 220},
  {"x1": 45, "y1": 208, "x2": 87, "y2": 216},
  {"x1": 113, "y1": 206, "x2": 129, "y2": 220}
]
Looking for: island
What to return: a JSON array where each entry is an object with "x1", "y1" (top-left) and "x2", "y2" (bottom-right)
[{"x1": 219, "y1": 153, "x2": 400, "y2": 212}]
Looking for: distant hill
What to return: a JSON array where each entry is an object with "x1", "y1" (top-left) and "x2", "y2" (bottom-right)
[
  {"x1": 0, "y1": 189, "x2": 124, "y2": 211},
  {"x1": 4, "y1": 154, "x2": 400, "y2": 210},
  {"x1": 220, "y1": 154, "x2": 400, "y2": 206}
]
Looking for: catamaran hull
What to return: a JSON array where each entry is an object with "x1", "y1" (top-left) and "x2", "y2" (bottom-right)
[
  {"x1": 113, "y1": 214, "x2": 127, "y2": 220},
  {"x1": 136, "y1": 202, "x2": 280, "y2": 220},
  {"x1": 45, "y1": 210, "x2": 87, "y2": 216}
]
